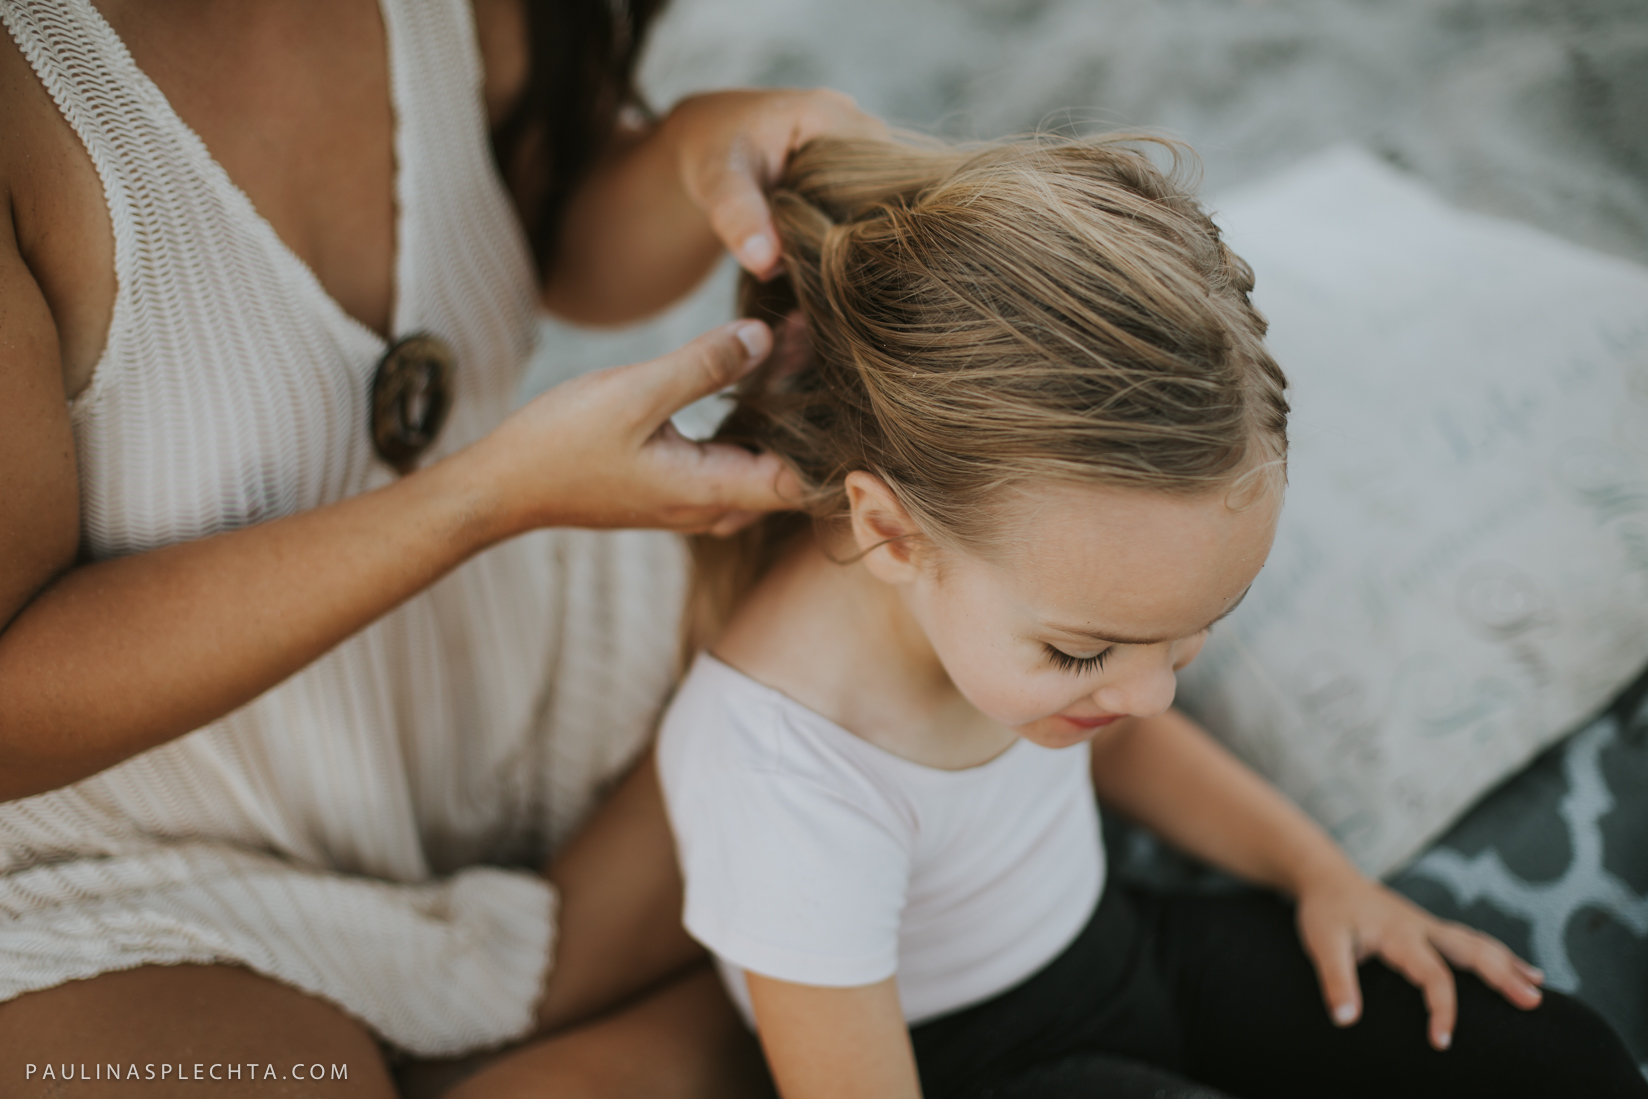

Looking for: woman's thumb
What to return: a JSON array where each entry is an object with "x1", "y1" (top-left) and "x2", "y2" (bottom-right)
[{"x1": 631, "y1": 321, "x2": 771, "y2": 430}]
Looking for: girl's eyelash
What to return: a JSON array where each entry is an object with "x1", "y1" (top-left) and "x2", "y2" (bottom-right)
[{"x1": 1044, "y1": 645, "x2": 1112, "y2": 674}]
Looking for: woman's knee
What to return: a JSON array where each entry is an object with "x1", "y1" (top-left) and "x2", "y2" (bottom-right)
[
  {"x1": 437, "y1": 965, "x2": 769, "y2": 1099},
  {"x1": 0, "y1": 964, "x2": 397, "y2": 1097}
]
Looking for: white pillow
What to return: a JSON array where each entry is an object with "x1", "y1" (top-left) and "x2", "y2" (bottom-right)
[{"x1": 1177, "y1": 146, "x2": 1648, "y2": 877}]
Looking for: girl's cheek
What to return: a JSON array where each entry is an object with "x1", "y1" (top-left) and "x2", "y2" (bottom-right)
[
  {"x1": 938, "y1": 645, "x2": 1066, "y2": 727},
  {"x1": 975, "y1": 666, "x2": 1090, "y2": 728}
]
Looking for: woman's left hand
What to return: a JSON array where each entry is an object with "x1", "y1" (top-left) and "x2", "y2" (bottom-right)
[
  {"x1": 1294, "y1": 865, "x2": 1546, "y2": 1051},
  {"x1": 663, "y1": 88, "x2": 887, "y2": 278}
]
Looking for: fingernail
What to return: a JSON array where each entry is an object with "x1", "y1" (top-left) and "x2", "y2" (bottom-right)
[
  {"x1": 741, "y1": 232, "x2": 776, "y2": 271},
  {"x1": 1436, "y1": 1031, "x2": 1452, "y2": 1050},
  {"x1": 1334, "y1": 1003, "x2": 1357, "y2": 1025},
  {"x1": 732, "y1": 321, "x2": 769, "y2": 362}
]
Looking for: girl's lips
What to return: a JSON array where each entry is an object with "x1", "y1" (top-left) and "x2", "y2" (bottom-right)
[{"x1": 1060, "y1": 713, "x2": 1125, "y2": 730}]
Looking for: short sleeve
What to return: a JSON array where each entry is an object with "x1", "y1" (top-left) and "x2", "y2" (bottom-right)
[{"x1": 659, "y1": 700, "x2": 912, "y2": 989}]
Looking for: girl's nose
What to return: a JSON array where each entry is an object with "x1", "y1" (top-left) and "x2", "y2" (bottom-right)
[{"x1": 1091, "y1": 646, "x2": 1179, "y2": 719}]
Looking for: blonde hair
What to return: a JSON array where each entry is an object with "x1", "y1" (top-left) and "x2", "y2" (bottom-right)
[{"x1": 688, "y1": 133, "x2": 1288, "y2": 652}]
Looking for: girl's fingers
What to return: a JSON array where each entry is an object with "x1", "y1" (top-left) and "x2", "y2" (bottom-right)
[
  {"x1": 1384, "y1": 938, "x2": 1458, "y2": 1050},
  {"x1": 1431, "y1": 924, "x2": 1544, "y2": 1010},
  {"x1": 1300, "y1": 919, "x2": 1362, "y2": 1027}
]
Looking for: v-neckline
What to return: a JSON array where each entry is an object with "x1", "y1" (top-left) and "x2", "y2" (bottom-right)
[{"x1": 84, "y1": 0, "x2": 403, "y2": 353}]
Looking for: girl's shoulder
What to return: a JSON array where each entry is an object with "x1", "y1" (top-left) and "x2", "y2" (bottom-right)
[
  {"x1": 660, "y1": 652, "x2": 1062, "y2": 814},
  {"x1": 708, "y1": 535, "x2": 864, "y2": 726},
  {"x1": 661, "y1": 653, "x2": 894, "y2": 790},
  {"x1": 657, "y1": 653, "x2": 932, "y2": 857}
]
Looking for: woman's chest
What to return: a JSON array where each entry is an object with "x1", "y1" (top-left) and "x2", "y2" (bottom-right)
[
  {"x1": 30, "y1": 0, "x2": 400, "y2": 381},
  {"x1": 2, "y1": 0, "x2": 539, "y2": 553}
]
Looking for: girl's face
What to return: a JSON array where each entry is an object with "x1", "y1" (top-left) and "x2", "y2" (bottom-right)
[{"x1": 849, "y1": 473, "x2": 1280, "y2": 748}]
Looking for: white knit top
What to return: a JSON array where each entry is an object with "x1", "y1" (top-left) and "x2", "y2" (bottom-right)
[{"x1": 0, "y1": 0, "x2": 687, "y2": 1056}]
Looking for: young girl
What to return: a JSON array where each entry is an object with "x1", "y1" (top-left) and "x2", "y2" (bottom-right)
[{"x1": 656, "y1": 135, "x2": 1648, "y2": 1099}]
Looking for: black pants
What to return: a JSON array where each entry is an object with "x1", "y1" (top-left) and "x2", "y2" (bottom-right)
[{"x1": 910, "y1": 884, "x2": 1647, "y2": 1099}]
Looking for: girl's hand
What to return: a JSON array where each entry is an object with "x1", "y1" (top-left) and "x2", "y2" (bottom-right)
[
  {"x1": 1295, "y1": 864, "x2": 1546, "y2": 1050},
  {"x1": 465, "y1": 320, "x2": 795, "y2": 536},
  {"x1": 663, "y1": 88, "x2": 888, "y2": 278}
]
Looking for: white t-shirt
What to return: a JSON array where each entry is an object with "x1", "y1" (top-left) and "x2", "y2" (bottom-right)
[{"x1": 657, "y1": 654, "x2": 1105, "y2": 1027}]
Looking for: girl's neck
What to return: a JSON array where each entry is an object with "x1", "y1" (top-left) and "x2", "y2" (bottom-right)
[{"x1": 712, "y1": 529, "x2": 1017, "y2": 770}]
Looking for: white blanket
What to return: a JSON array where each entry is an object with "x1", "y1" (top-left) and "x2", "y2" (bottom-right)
[{"x1": 1179, "y1": 146, "x2": 1648, "y2": 876}]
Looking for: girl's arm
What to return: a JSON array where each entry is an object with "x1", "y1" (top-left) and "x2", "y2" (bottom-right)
[
  {"x1": 746, "y1": 973, "x2": 922, "y2": 1099},
  {"x1": 1088, "y1": 708, "x2": 1546, "y2": 1050}
]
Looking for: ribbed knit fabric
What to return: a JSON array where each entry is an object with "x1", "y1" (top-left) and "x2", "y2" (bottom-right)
[{"x1": 0, "y1": 0, "x2": 687, "y2": 1057}]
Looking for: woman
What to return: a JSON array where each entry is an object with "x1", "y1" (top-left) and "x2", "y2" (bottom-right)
[{"x1": 0, "y1": 0, "x2": 878, "y2": 1094}]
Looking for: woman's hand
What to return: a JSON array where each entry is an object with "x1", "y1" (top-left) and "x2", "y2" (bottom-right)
[
  {"x1": 663, "y1": 88, "x2": 888, "y2": 278},
  {"x1": 464, "y1": 320, "x2": 795, "y2": 536},
  {"x1": 1294, "y1": 863, "x2": 1546, "y2": 1050},
  {"x1": 544, "y1": 87, "x2": 885, "y2": 323},
  {"x1": 0, "y1": 321, "x2": 791, "y2": 801}
]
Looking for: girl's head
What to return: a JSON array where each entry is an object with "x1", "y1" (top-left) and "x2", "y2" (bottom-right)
[{"x1": 695, "y1": 134, "x2": 1288, "y2": 741}]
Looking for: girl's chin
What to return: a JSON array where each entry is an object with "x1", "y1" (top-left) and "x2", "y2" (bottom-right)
[{"x1": 1015, "y1": 717, "x2": 1103, "y2": 750}]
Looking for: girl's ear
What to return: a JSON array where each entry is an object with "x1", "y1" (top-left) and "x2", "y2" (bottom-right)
[{"x1": 845, "y1": 471, "x2": 925, "y2": 583}]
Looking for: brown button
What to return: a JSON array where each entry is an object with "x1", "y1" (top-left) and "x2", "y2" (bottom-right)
[{"x1": 371, "y1": 333, "x2": 454, "y2": 474}]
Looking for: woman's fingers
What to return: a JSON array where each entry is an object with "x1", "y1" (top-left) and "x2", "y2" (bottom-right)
[
  {"x1": 654, "y1": 436, "x2": 800, "y2": 523},
  {"x1": 1299, "y1": 916, "x2": 1363, "y2": 1027},
  {"x1": 1382, "y1": 937, "x2": 1459, "y2": 1050},
  {"x1": 472, "y1": 321, "x2": 798, "y2": 532},
  {"x1": 672, "y1": 88, "x2": 887, "y2": 278},
  {"x1": 703, "y1": 90, "x2": 882, "y2": 278},
  {"x1": 707, "y1": 509, "x2": 763, "y2": 537},
  {"x1": 700, "y1": 135, "x2": 781, "y2": 277},
  {"x1": 625, "y1": 321, "x2": 772, "y2": 436},
  {"x1": 1431, "y1": 924, "x2": 1545, "y2": 1010},
  {"x1": 622, "y1": 321, "x2": 800, "y2": 524}
]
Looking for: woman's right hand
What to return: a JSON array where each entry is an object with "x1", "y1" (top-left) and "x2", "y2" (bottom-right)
[
  {"x1": 0, "y1": 318, "x2": 790, "y2": 802},
  {"x1": 465, "y1": 319, "x2": 791, "y2": 538}
]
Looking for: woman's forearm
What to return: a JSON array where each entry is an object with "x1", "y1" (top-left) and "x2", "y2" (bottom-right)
[
  {"x1": 0, "y1": 452, "x2": 509, "y2": 803},
  {"x1": 0, "y1": 321, "x2": 783, "y2": 806},
  {"x1": 542, "y1": 120, "x2": 723, "y2": 327},
  {"x1": 1089, "y1": 709, "x2": 1361, "y2": 896},
  {"x1": 541, "y1": 88, "x2": 887, "y2": 327}
]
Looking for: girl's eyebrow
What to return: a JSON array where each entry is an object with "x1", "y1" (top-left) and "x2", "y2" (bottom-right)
[{"x1": 1043, "y1": 585, "x2": 1253, "y2": 647}]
